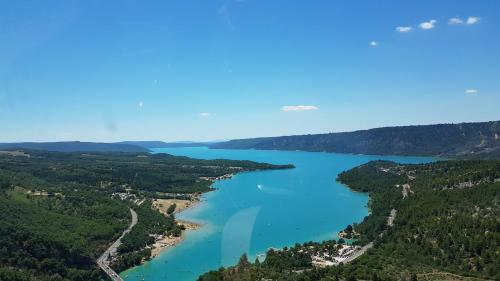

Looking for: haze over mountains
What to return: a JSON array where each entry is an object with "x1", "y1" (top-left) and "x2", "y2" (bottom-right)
[{"x1": 0, "y1": 141, "x2": 149, "y2": 153}]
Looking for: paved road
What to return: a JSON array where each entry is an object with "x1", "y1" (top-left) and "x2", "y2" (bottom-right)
[
  {"x1": 343, "y1": 242, "x2": 374, "y2": 264},
  {"x1": 344, "y1": 208, "x2": 396, "y2": 264},
  {"x1": 97, "y1": 208, "x2": 138, "y2": 281}
]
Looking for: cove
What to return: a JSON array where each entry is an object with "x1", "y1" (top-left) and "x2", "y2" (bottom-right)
[{"x1": 122, "y1": 147, "x2": 435, "y2": 281}]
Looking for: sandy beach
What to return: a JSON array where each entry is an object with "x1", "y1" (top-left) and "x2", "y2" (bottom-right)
[
  {"x1": 153, "y1": 198, "x2": 198, "y2": 214},
  {"x1": 150, "y1": 198, "x2": 202, "y2": 257},
  {"x1": 150, "y1": 220, "x2": 201, "y2": 258}
]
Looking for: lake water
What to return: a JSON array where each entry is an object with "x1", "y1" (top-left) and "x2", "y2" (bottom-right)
[{"x1": 122, "y1": 147, "x2": 434, "y2": 281}]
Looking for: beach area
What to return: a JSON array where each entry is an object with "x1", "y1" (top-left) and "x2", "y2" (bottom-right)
[
  {"x1": 150, "y1": 198, "x2": 202, "y2": 257},
  {"x1": 148, "y1": 174, "x2": 236, "y2": 258}
]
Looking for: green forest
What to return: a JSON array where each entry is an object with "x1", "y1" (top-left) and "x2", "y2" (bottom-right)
[
  {"x1": 199, "y1": 160, "x2": 500, "y2": 281},
  {"x1": 0, "y1": 150, "x2": 291, "y2": 281},
  {"x1": 110, "y1": 200, "x2": 183, "y2": 272}
]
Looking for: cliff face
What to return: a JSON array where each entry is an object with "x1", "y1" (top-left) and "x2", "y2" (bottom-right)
[{"x1": 211, "y1": 121, "x2": 500, "y2": 158}]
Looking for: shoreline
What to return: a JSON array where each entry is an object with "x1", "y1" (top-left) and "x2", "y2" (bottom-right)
[
  {"x1": 149, "y1": 197, "x2": 204, "y2": 258},
  {"x1": 150, "y1": 219, "x2": 201, "y2": 258},
  {"x1": 142, "y1": 175, "x2": 234, "y2": 263},
  {"x1": 144, "y1": 174, "x2": 239, "y2": 261},
  {"x1": 119, "y1": 173, "x2": 239, "y2": 277}
]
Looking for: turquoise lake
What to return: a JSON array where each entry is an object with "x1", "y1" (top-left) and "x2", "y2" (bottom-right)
[{"x1": 122, "y1": 147, "x2": 434, "y2": 281}]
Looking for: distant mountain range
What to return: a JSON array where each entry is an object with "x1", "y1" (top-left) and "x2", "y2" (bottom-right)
[
  {"x1": 210, "y1": 121, "x2": 500, "y2": 158},
  {"x1": 0, "y1": 141, "x2": 149, "y2": 153},
  {"x1": 119, "y1": 141, "x2": 214, "y2": 148},
  {"x1": 0, "y1": 141, "x2": 215, "y2": 153}
]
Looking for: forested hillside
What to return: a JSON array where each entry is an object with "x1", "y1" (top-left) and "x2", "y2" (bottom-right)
[
  {"x1": 0, "y1": 187, "x2": 129, "y2": 281},
  {"x1": 211, "y1": 121, "x2": 500, "y2": 158},
  {"x1": 0, "y1": 150, "x2": 291, "y2": 281},
  {"x1": 199, "y1": 160, "x2": 500, "y2": 281}
]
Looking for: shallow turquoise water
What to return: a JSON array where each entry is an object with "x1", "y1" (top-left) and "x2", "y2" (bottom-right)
[{"x1": 122, "y1": 147, "x2": 434, "y2": 281}]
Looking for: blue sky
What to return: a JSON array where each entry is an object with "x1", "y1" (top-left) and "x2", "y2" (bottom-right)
[{"x1": 1, "y1": 0, "x2": 499, "y2": 142}]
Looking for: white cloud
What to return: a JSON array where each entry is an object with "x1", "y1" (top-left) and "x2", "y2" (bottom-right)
[
  {"x1": 199, "y1": 112, "x2": 211, "y2": 117},
  {"x1": 448, "y1": 17, "x2": 464, "y2": 25},
  {"x1": 448, "y1": 16, "x2": 480, "y2": 25},
  {"x1": 419, "y1": 20, "x2": 436, "y2": 30},
  {"x1": 466, "y1": 17, "x2": 480, "y2": 25},
  {"x1": 138, "y1": 101, "x2": 143, "y2": 108},
  {"x1": 465, "y1": 89, "x2": 478, "y2": 95},
  {"x1": 369, "y1": 41, "x2": 379, "y2": 47},
  {"x1": 281, "y1": 105, "x2": 319, "y2": 112},
  {"x1": 396, "y1": 26, "x2": 413, "y2": 33}
]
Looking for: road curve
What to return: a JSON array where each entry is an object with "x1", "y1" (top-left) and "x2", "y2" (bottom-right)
[{"x1": 97, "y1": 208, "x2": 138, "y2": 281}]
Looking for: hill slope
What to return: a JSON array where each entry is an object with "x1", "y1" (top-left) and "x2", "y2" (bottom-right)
[{"x1": 211, "y1": 121, "x2": 500, "y2": 158}]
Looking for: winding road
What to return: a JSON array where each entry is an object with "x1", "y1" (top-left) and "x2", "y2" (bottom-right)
[{"x1": 97, "y1": 208, "x2": 138, "y2": 281}]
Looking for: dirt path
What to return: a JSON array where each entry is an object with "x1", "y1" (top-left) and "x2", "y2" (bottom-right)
[{"x1": 387, "y1": 209, "x2": 397, "y2": 227}]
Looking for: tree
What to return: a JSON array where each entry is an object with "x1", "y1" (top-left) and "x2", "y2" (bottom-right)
[
  {"x1": 167, "y1": 203, "x2": 176, "y2": 215},
  {"x1": 346, "y1": 225, "x2": 353, "y2": 232},
  {"x1": 237, "y1": 254, "x2": 249, "y2": 269},
  {"x1": 347, "y1": 275, "x2": 357, "y2": 281}
]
